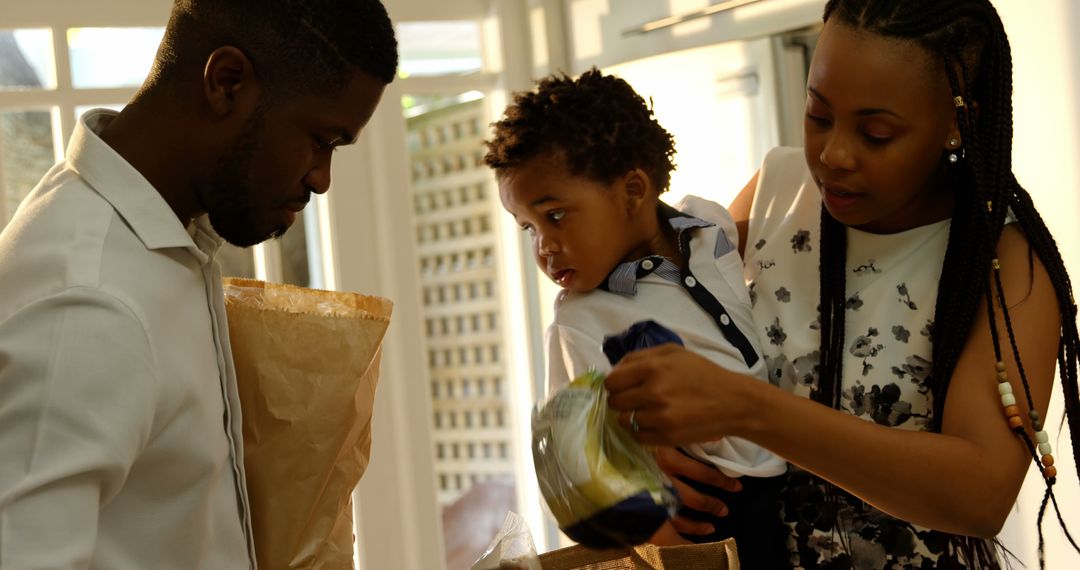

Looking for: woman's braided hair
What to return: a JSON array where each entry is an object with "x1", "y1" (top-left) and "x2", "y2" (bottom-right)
[{"x1": 817, "y1": 0, "x2": 1080, "y2": 566}]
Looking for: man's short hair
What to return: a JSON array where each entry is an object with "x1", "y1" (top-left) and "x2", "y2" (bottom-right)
[{"x1": 152, "y1": 0, "x2": 398, "y2": 97}]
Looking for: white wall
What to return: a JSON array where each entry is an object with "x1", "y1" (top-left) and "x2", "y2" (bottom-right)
[
  {"x1": 329, "y1": 78, "x2": 447, "y2": 570},
  {"x1": 992, "y1": 1, "x2": 1080, "y2": 567},
  {"x1": 1, "y1": 0, "x2": 171, "y2": 26},
  {"x1": 384, "y1": 0, "x2": 487, "y2": 21}
]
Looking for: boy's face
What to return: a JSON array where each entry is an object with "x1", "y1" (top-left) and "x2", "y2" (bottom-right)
[{"x1": 499, "y1": 153, "x2": 649, "y2": 292}]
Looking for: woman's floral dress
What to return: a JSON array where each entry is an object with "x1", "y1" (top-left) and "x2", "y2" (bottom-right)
[{"x1": 744, "y1": 147, "x2": 997, "y2": 568}]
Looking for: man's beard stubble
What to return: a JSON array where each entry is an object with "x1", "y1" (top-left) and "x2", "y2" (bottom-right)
[{"x1": 205, "y1": 108, "x2": 286, "y2": 248}]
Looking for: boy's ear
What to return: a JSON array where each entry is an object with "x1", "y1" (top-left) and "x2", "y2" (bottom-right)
[{"x1": 622, "y1": 168, "x2": 652, "y2": 213}]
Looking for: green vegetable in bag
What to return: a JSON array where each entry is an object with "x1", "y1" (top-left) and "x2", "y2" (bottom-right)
[{"x1": 532, "y1": 370, "x2": 678, "y2": 547}]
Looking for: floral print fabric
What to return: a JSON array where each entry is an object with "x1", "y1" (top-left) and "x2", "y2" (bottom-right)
[{"x1": 744, "y1": 148, "x2": 996, "y2": 568}]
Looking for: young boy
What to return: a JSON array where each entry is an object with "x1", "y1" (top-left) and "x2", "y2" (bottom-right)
[{"x1": 483, "y1": 69, "x2": 788, "y2": 566}]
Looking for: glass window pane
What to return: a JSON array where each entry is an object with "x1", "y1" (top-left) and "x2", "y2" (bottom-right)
[
  {"x1": 396, "y1": 22, "x2": 482, "y2": 77},
  {"x1": 217, "y1": 244, "x2": 256, "y2": 280},
  {"x1": 68, "y1": 27, "x2": 164, "y2": 89},
  {"x1": 403, "y1": 91, "x2": 485, "y2": 122},
  {"x1": 1, "y1": 110, "x2": 56, "y2": 227},
  {"x1": 0, "y1": 29, "x2": 56, "y2": 90},
  {"x1": 405, "y1": 91, "x2": 526, "y2": 569},
  {"x1": 75, "y1": 104, "x2": 125, "y2": 123},
  {"x1": 279, "y1": 206, "x2": 312, "y2": 287}
]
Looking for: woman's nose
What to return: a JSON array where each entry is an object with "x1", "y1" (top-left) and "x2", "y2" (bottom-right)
[{"x1": 819, "y1": 133, "x2": 856, "y2": 172}]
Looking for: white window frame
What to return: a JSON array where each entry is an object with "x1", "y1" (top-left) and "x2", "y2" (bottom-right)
[{"x1": 0, "y1": 0, "x2": 310, "y2": 284}]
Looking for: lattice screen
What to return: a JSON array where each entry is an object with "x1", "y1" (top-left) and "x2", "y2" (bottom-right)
[{"x1": 407, "y1": 98, "x2": 515, "y2": 505}]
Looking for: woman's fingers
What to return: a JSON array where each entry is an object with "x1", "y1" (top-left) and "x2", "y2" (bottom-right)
[
  {"x1": 670, "y1": 515, "x2": 715, "y2": 537},
  {"x1": 604, "y1": 344, "x2": 680, "y2": 393},
  {"x1": 669, "y1": 475, "x2": 730, "y2": 517}
]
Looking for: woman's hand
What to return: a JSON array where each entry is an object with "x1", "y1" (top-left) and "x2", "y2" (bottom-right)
[
  {"x1": 603, "y1": 346, "x2": 751, "y2": 534},
  {"x1": 605, "y1": 344, "x2": 754, "y2": 446},
  {"x1": 653, "y1": 447, "x2": 742, "y2": 536}
]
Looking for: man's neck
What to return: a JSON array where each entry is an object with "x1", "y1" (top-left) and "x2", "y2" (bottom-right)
[{"x1": 97, "y1": 98, "x2": 205, "y2": 226}]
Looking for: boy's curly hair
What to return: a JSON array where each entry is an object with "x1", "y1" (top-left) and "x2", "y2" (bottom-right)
[{"x1": 483, "y1": 68, "x2": 676, "y2": 193}]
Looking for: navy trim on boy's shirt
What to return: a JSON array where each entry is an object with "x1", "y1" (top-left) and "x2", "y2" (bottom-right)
[
  {"x1": 596, "y1": 202, "x2": 759, "y2": 367},
  {"x1": 601, "y1": 204, "x2": 712, "y2": 296}
]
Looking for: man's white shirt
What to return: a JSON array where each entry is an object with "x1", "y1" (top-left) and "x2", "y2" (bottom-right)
[{"x1": 0, "y1": 109, "x2": 255, "y2": 568}]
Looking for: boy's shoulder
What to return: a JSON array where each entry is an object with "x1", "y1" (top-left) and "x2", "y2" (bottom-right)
[
  {"x1": 552, "y1": 287, "x2": 631, "y2": 327},
  {"x1": 553, "y1": 288, "x2": 600, "y2": 316},
  {"x1": 670, "y1": 194, "x2": 735, "y2": 227}
]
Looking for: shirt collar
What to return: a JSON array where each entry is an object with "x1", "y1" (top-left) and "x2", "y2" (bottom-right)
[
  {"x1": 68, "y1": 109, "x2": 216, "y2": 259},
  {"x1": 600, "y1": 202, "x2": 714, "y2": 296}
]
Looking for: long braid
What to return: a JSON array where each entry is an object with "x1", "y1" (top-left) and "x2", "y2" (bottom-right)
[
  {"x1": 1010, "y1": 187, "x2": 1080, "y2": 470},
  {"x1": 816, "y1": 208, "x2": 847, "y2": 408},
  {"x1": 816, "y1": 0, "x2": 1080, "y2": 567}
]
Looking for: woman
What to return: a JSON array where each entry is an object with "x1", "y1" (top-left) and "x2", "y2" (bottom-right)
[{"x1": 604, "y1": 1, "x2": 1080, "y2": 567}]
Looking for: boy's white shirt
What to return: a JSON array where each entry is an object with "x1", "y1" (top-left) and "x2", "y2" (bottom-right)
[{"x1": 544, "y1": 195, "x2": 787, "y2": 478}]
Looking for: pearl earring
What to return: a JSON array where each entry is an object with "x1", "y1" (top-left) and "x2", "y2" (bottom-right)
[{"x1": 948, "y1": 138, "x2": 962, "y2": 163}]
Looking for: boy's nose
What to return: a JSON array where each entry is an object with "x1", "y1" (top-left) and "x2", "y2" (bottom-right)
[{"x1": 537, "y1": 233, "x2": 560, "y2": 255}]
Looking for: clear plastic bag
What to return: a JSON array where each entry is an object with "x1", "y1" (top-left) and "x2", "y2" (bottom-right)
[
  {"x1": 471, "y1": 512, "x2": 542, "y2": 570},
  {"x1": 532, "y1": 369, "x2": 677, "y2": 547}
]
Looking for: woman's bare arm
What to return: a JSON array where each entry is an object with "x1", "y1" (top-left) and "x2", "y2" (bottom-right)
[
  {"x1": 606, "y1": 225, "x2": 1058, "y2": 537},
  {"x1": 728, "y1": 171, "x2": 759, "y2": 257}
]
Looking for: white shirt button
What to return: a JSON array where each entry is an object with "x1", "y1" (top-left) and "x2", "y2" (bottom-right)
[
  {"x1": 684, "y1": 276, "x2": 697, "y2": 287},
  {"x1": 720, "y1": 314, "x2": 731, "y2": 326},
  {"x1": 641, "y1": 259, "x2": 655, "y2": 270}
]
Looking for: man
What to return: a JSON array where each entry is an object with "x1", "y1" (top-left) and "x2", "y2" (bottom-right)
[{"x1": 0, "y1": 1, "x2": 397, "y2": 567}]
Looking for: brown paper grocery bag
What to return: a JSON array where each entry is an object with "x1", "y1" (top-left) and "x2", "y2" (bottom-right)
[
  {"x1": 223, "y1": 278, "x2": 393, "y2": 569},
  {"x1": 538, "y1": 539, "x2": 739, "y2": 570}
]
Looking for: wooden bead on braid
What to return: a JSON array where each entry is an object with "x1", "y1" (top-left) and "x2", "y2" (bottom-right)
[
  {"x1": 1033, "y1": 429, "x2": 1057, "y2": 478},
  {"x1": 997, "y1": 362, "x2": 1016, "y2": 406},
  {"x1": 988, "y1": 260, "x2": 1062, "y2": 484},
  {"x1": 1026, "y1": 408, "x2": 1058, "y2": 477},
  {"x1": 998, "y1": 370, "x2": 1058, "y2": 475},
  {"x1": 1043, "y1": 450, "x2": 1059, "y2": 479},
  {"x1": 998, "y1": 372, "x2": 1024, "y2": 430}
]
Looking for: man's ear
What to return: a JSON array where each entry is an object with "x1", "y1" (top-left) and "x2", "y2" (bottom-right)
[
  {"x1": 203, "y1": 46, "x2": 261, "y2": 118},
  {"x1": 622, "y1": 168, "x2": 652, "y2": 214}
]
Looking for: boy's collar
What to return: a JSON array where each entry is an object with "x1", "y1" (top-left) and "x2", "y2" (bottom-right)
[{"x1": 597, "y1": 202, "x2": 713, "y2": 296}]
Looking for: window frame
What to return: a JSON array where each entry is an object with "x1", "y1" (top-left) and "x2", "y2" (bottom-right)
[{"x1": 2, "y1": 0, "x2": 609, "y2": 566}]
